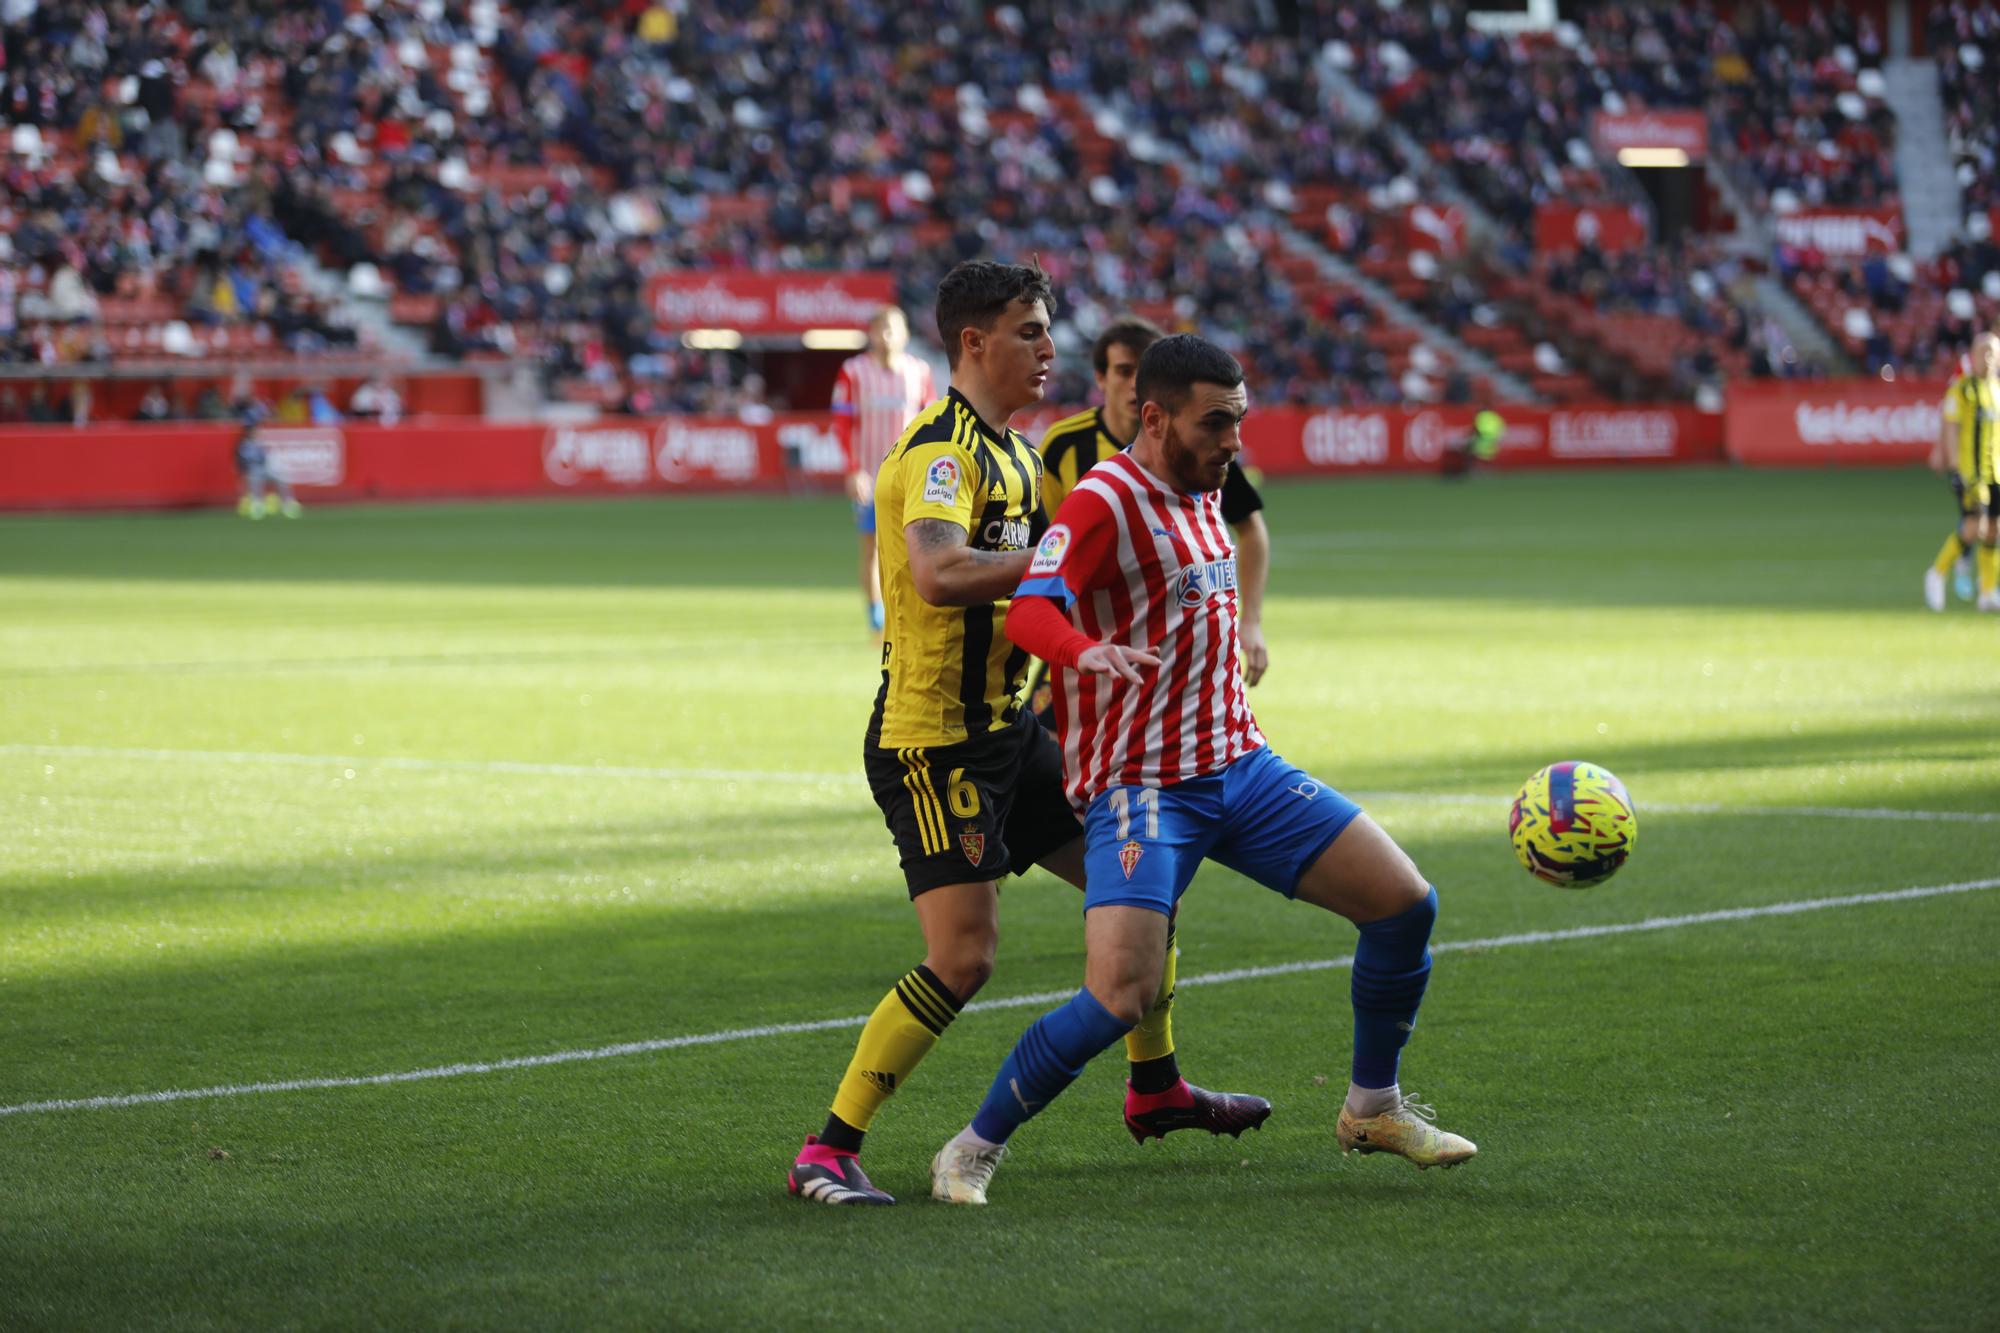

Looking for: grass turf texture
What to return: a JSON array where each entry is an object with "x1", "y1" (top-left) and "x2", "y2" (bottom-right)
[{"x1": 2, "y1": 467, "x2": 1996, "y2": 1330}]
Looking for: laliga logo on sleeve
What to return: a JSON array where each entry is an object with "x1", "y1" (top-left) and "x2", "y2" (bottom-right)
[
  {"x1": 922, "y1": 456, "x2": 960, "y2": 503},
  {"x1": 1029, "y1": 524, "x2": 1071, "y2": 575}
]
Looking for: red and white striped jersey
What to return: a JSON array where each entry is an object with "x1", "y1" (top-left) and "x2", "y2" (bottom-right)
[
  {"x1": 1015, "y1": 451, "x2": 1265, "y2": 811},
  {"x1": 831, "y1": 353, "x2": 934, "y2": 478}
]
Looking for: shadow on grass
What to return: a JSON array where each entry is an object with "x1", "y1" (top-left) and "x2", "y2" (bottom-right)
[
  {"x1": 4, "y1": 771, "x2": 1995, "y2": 1113},
  {"x1": 1277, "y1": 711, "x2": 2000, "y2": 813}
]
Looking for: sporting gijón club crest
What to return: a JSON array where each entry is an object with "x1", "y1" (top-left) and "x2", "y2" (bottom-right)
[{"x1": 1119, "y1": 839, "x2": 1144, "y2": 879}]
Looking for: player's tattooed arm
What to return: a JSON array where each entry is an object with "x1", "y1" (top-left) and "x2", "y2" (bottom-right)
[{"x1": 905, "y1": 518, "x2": 1034, "y2": 607}]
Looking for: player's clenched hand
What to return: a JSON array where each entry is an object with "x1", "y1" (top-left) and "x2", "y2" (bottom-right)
[{"x1": 1076, "y1": 643, "x2": 1161, "y2": 684}]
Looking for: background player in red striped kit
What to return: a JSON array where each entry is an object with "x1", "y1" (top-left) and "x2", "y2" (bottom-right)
[
  {"x1": 929, "y1": 335, "x2": 1477, "y2": 1205},
  {"x1": 831, "y1": 306, "x2": 935, "y2": 633}
]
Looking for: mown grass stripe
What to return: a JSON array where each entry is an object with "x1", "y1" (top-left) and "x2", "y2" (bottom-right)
[{"x1": 7, "y1": 744, "x2": 1995, "y2": 823}]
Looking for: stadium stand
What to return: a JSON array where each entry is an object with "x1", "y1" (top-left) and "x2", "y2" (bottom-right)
[
  {"x1": 1930, "y1": 1, "x2": 1998, "y2": 214},
  {"x1": 2, "y1": 0, "x2": 1993, "y2": 419}
]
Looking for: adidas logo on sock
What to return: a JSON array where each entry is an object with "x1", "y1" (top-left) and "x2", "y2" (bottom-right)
[{"x1": 864, "y1": 1070, "x2": 897, "y2": 1093}]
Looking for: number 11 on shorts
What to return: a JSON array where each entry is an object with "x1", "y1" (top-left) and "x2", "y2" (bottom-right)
[{"x1": 1109, "y1": 787, "x2": 1159, "y2": 839}]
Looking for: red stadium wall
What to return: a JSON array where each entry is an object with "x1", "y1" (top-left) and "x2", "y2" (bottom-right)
[
  {"x1": 1724, "y1": 382, "x2": 1945, "y2": 466},
  {"x1": 0, "y1": 405, "x2": 1727, "y2": 510},
  {"x1": 0, "y1": 416, "x2": 849, "y2": 510},
  {"x1": 1243, "y1": 405, "x2": 1723, "y2": 474}
]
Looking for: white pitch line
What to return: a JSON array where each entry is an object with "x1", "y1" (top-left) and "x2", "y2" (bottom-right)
[
  {"x1": 6, "y1": 744, "x2": 1997, "y2": 824},
  {"x1": 4, "y1": 875, "x2": 1995, "y2": 1120}
]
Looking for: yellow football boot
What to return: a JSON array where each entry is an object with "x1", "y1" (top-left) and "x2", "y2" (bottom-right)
[{"x1": 1336, "y1": 1094, "x2": 1476, "y2": 1169}]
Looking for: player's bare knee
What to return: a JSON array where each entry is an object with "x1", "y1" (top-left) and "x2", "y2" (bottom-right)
[
  {"x1": 1084, "y1": 952, "x2": 1162, "y2": 1026},
  {"x1": 929, "y1": 945, "x2": 994, "y2": 1000},
  {"x1": 1088, "y1": 978, "x2": 1153, "y2": 1028},
  {"x1": 1381, "y1": 855, "x2": 1431, "y2": 910},
  {"x1": 923, "y1": 920, "x2": 997, "y2": 998}
]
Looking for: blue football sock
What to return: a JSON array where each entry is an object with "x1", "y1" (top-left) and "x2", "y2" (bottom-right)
[
  {"x1": 969, "y1": 988, "x2": 1132, "y2": 1145},
  {"x1": 1350, "y1": 885, "x2": 1437, "y2": 1089}
]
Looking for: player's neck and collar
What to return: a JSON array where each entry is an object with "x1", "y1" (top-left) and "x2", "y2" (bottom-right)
[
  {"x1": 1121, "y1": 445, "x2": 1210, "y2": 503},
  {"x1": 946, "y1": 383, "x2": 1014, "y2": 443}
]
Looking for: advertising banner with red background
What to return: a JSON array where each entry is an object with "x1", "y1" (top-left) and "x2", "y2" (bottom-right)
[
  {"x1": 1591, "y1": 110, "x2": 1709, "y2": 160},
  {"x1": 1534, "y1": 202, "x2": 1651, "y2": 256},
  {"x1": 1724, "y1": 381, "x2": 1944, "y2": 465},
  {"x1": 0, "y1": 416, "x2": 849, "y2": 510},
  {"x1": 0, "y1": 404, "x2": 1730, "y2": 511},
  {"x1": 1241, "y1": 405, "x2": 1723, "y2": 474},
  {"x1": 1772, "y1": 206, "x2": 1906, "y2": 257},
  {"x1": 643, "y1": 271, "x2": 895, "y2": 333}
]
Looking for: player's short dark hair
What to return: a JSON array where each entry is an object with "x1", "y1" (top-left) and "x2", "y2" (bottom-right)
[
  {"x1": 1091, "y1": 315, "x2": 1165, "y2": 376},
  {"x1": 935, "y1": 260, "x2": 1055, "y2": 368},
  {"x1": 1136, "y1": 334, "x2": 1244, "y2": 415}
]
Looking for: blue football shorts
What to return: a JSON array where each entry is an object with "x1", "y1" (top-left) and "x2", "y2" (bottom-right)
[
  {"x1": 853, "y1": 497, "x2": 877, "y2": 535},
  {"x1": 1080, "y1": 745, "x2": 1363, "y2": 914}
]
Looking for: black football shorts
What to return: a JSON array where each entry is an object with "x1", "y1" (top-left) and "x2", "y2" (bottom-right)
[{"x1": 863, "y1": 711, "x2": 1080, "y2": 896}]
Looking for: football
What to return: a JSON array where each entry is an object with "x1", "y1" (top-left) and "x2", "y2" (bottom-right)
[{"x1": 1509, "y1": 761, "x2": 1638, "y2": 888}]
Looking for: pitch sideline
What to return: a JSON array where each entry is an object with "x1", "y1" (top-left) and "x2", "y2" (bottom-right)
[{"x1": 3, "y1": 876, "x2": 1995, "y2": 1119}]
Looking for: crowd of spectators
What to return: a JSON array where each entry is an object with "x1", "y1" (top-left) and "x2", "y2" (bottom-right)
[
  {"x1": 1778, "y1": 234, "x2": 2000, "y2": 375},
  {"x1": 2, "y1": 0, "x2": 1485, "y2": 410},
  {"x1": 1539, "y1": 236, "x2": 1792, "y2": 393},
  {"x1": 1321, "y1": 3, "x2": 1896, "y2": 226},
  {"x1": 1700, "y1": 3, "x2": 1896, "y2": 213},
  {"x1": 1, "y1": 3, "x2": 361, "y2": 349},
  {"x1": 0, "y1": 0, "x2": 1981, "y2": 419},
  {"x1": 1931, "y1": 2, "x2": 2000, "y2": 215}
]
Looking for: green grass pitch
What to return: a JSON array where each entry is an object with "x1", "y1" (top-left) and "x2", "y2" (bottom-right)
[{"x1": 2, "y1": 467, "x2": 1996, "y2": 1329}]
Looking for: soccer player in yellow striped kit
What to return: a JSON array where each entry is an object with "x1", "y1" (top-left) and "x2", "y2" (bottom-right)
[
  {"x1": 1926, "y1": 331, "x2": 2000, "y2": 612},
  {"x1": 788, "y1": 261, "x2": 1268, "y2": 1205}
]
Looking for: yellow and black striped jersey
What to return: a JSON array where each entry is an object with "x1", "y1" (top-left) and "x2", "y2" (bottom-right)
[
  {"x1": 1037, "y1": 407, "x2": 1115, "y2": 518},
  {"x1": 866, "y1": 388, "x2": 1045, "y2": 750},
  {"x1": 1944, "y1": 374, "x2": 1999, "y2": 484}
]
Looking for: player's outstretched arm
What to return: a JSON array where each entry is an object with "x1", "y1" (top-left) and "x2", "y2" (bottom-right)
[
  {"x1": 1004, "y1": 593, "x2": 1160, "y2": 683},
  {"x1": 906, "y1": 518, "x2": 1032, "y2": 607}
]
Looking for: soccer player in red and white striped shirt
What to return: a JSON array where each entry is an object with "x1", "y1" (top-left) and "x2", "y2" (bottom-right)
[
  {"x1": 928, "y1": 335, "x2": 1476, "y2": 1205},
  {"x1": 831, "y1": 307, "x2": 935, "y2": 632}
]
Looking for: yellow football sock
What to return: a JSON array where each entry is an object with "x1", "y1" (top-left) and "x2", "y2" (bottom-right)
[
  {"x1": 829, "y1": 965, "x2": 961, "y2": 1132},
  {"x1": 1933, "y1": 532, "x2": 1968, "y2": 575},
  {"x1": 1124, "y1": 926, "x2": 1179, "y2": 1065},
  {"x1": 1980, "y1": 544, "x2": 1999, "y2": 596}
]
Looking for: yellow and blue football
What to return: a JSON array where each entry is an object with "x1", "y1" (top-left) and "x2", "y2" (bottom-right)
[{"x1": 1509, "y1": 761, "x2": 1637, "y2": 888}]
